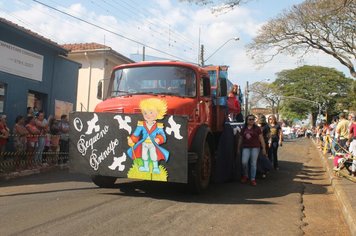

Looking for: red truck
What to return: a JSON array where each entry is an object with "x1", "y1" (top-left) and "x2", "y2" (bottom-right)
[{"x1": 69, "y1": 61, "x2": 242, "y2": 193}]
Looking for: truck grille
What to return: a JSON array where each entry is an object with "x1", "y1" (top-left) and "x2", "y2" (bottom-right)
[
  {"x1": 104, "y1": 108, "x2": 124, "y2": 113},
  {"x1": 133, "y1": 108, "x2": 141, "y2": 113}
]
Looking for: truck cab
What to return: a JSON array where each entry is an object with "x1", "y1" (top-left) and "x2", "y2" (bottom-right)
[{"x1": 96, "y1": 61, "x2": 212, "y2": 148}]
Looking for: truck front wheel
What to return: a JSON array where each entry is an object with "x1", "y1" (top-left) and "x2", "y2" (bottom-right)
[
  {"x1": 91, "y1": 175, "x2": 117, "y2": 188},
  {"x1": 189, "y1": 140, "x2": 212, "y2": 193}
]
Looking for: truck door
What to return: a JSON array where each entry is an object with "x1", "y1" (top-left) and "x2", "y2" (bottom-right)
[{"x1": 198, "y1": 76, "x2": 212, "y2": 125}]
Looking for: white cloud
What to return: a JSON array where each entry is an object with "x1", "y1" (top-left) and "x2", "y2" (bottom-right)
[
  {"x1": 153, "y1": 0, "x2": 172, "y2": 11},
  {"x1": 0, "y1": 0, "x2": 351, "y2": 89},
  {"x1": 66, "y1": 3, "x2": 86, "y2": 17}
]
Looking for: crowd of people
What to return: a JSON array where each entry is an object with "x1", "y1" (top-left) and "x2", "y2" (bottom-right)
[
  {"x1": 314, "y1": 112, "x2": 356, "y2": 177},
  {"x1": 0, "y1": 107, "x2": 70, "y2": 171},
  {"x1": 237, "y1": 111, "x2": 356, "y2": 186},
  {"x1": 237, "y1": 113, "x2": 283, "y2": 186}
]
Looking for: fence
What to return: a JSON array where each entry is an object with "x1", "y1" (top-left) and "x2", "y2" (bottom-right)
[{"x1": 0, "y1": 133, "x2": 69, "y2": 174}]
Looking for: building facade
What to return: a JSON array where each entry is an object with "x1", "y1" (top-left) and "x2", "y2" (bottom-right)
[
  {"x1": 62, "y1": 43, "x2": 134, "y2": 112},
  {"x1": 0, "y1": 17, "x2": 80, "y2": 129}
]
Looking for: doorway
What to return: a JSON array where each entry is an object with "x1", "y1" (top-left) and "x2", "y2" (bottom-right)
[{"x1": 27, "y1": 91, "x2": 47, "y2": 116}]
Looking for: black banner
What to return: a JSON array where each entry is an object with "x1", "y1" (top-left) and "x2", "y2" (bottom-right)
[{"x1": 69, "y1": 112, "x2": 188, "y2": 183}]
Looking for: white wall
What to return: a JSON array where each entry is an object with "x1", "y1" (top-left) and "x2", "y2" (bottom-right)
[
  {"x1": 67, "y1": 51, "x2": 133, "y2": 112},
  {"x1": 72, "y1": 54, "x2": 105, "y2": 111}
]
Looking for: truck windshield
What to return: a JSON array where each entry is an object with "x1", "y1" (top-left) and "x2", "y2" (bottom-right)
[{"x1": 110, "y1": 66, "x2": 196, "y2": 97}]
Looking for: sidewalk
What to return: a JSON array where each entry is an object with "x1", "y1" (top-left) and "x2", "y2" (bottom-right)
[
  {"x1": 0, "y1": 163, "x2": 68, "y2": 182},
  {"x1": 313, "y1": 140, "x2": 356, "y2": 235}
]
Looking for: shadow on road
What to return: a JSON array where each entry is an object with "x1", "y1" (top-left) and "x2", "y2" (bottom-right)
[
  {"x1": 1, "y1": 138, "x2": 328, "y2": 204},
  {"x1": 0, "y1": 186, "x2": 96, "y2": 197},
  {"x1": 0, "y1": 168, "x2": 92, "y2": 187},
  {"x1": 101, "y1": 158, "x2": 328, "y2": 204}
]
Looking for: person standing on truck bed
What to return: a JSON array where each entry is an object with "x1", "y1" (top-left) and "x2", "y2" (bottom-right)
[
  {"x1": 227, "y1": 84, "x2": 243, "y2": 122},
  {"x1": 238, "y1": 114, "x2": 267, "y2": 186}
]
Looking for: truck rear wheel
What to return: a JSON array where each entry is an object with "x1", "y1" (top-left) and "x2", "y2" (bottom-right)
[
  {"x1": 91, "y1": 175, "x2": 117, "y2": 188},
  {"x1": 189, "y1": 140, "x2": 212, "y2": 193}
]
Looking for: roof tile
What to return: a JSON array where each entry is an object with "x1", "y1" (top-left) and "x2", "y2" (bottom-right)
[{"x1": 62, "y1": 43, "x2": 111, "y2": 52}]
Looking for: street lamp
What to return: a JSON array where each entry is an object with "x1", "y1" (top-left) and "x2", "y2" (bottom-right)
[
  {"x1": 202, "y1": 37, "x2": 239, "y2": 65},
  {"x1": 281, "y1": 96, "x2": 320, "y2": 107}
]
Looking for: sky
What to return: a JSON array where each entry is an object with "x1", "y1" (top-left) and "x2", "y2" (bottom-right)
[{"x1": 0, "y1": 0, "x2": 351, "y2": 89}]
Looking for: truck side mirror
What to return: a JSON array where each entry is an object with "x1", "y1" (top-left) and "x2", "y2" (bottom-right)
[
  {"x1": 97, "y1": 81, "x2": 103, "y2": 100},
  {"x1": 202, "y1": 76, "x2": 211, "y2": 97}
]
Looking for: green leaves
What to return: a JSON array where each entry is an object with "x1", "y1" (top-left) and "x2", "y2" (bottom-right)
[
  {"x1": 273, "y1": 65, "x2": 353, "y2": 123},
  {"x1": 247, "y1": 0, "x2": 356, "y2": 78}
]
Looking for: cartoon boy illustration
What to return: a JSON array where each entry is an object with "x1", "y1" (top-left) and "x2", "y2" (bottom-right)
[{"x1": 127, "y1": 98, "x2": 169, "y2": 174}]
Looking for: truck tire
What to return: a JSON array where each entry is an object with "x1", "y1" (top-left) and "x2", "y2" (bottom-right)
[
  {"x1": 91, "y1": 175, "x2": 117, "y2": 188},
  {"x1": 189, "y1": 126, "x2": 213, "y2": 193}
]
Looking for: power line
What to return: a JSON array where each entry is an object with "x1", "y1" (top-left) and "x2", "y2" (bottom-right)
[
  {"x1": 31, "y1": 0, "x2": 193, "y2": 62},
  {"x1": 45, "y1": 0, "x2": 152, "y2": 48},
  {"x1": 33, "y1": 0, "x2": 197, "y2": 61},
  {"x1": 103, "y1": 0, "x2": 196, "y2": 54},
  {"x1": 95, "y1": 0, "x2": 173, "y2": 48},
  {"x1": 3, "y1": 1, "x2": 135, "y2": 50},
  {"x1": 119, "y1": 0, "x2": 197, "y2": 48}
]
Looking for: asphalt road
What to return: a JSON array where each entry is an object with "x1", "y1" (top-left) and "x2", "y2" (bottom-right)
[{"x1": 0, "y1": 138, "x2": 350, "y2": 236}]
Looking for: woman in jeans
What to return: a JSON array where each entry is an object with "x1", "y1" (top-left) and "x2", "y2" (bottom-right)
[
  {"x1": 268, "y1": 115, "x2": 283, "y2": 170},
  {"x1": 238, "y1": 114, "x2": 267, "y2": 186}
]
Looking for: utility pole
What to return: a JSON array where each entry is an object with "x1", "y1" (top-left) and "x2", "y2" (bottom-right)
[
  {"x1": 200, "y1": 44, "x2": 205, "y2": 66},
  {"x1": 142, "y1": 46, "x2": 145, "y2": 61},
  {"x1": 198, "y1": 27, "x2": 201, "y2": 65},
  {"x1": 244, "y1": 81, "x2": 249, "y2": 118}
]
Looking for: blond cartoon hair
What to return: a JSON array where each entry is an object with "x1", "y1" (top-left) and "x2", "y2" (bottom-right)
[{"x1": 139, "y1": 98, "x2": 167, "y2": 120}]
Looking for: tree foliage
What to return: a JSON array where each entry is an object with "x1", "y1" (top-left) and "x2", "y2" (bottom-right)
[
  {"x1": 247, "y1": 0, "x2": 356, "y2": 78},
  {"x1": 180, "y1": 0, "x2": 250, "y2": 13},
  {"x1": 273, "y1": 65, "x2": 353, "y2": 123},
  {"x1": 249, "y1": 82, "x2": 280, "y2": 112}
]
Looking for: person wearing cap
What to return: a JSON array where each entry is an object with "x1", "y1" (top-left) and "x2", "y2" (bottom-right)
[{"x1": 335, "y1": 112, "x2": 349, "y2": 152}]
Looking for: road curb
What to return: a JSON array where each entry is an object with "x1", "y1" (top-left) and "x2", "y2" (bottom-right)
[
  {"x1": 0, "y1": 164, "x2": 68, "y2": 182},
  {"x1": 312, "y1": 140, "x2": 356, "y2": 235}
]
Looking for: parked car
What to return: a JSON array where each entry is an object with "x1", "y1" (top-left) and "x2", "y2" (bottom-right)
[
  {"x1": 282, "y1": 126, "x2": 292, "y2": 139},
  {"x1": 296, "y1": 128, "x2": 305, "y2": 137}
]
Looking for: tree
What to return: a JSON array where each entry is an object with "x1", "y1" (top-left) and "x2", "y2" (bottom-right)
[
  {"x1": 273, "y1": 65, "x2": 353, "y2": 124},
  {"x1": 249, "y1": 81, "x2": 281, "y2": 116},
  {"x1": 247, "y1": 0, "x2": 356, "y2": 78},
  {"x1": 348, "y1": 80, "x2": 356, "y2": 111},
  {"x1": 180, "y1": 0, "x2": 250, "y2": 13}
]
